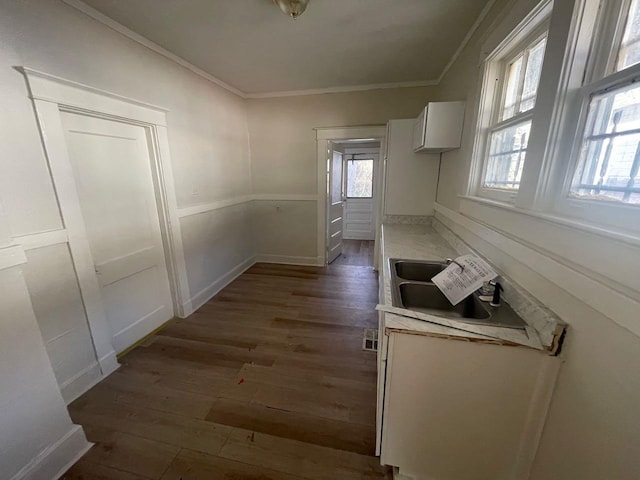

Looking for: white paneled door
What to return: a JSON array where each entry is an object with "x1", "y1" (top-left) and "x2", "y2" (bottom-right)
[
  {"x1": 60, "y1": 112, "x2": 174, "y2": 353},
  {"x1": 327, "y1": 144, "x2": 345, "y2": 263},
  {"x1": 344, "y1": 153, "x2": 378, "y2": 240}
]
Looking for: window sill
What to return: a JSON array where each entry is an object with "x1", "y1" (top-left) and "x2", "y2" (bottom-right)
[{"x1": 459, "y1": 195, "x2": 640, "y2": 248}]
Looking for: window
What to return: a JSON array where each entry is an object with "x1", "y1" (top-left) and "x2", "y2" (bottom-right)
[
  {"x1": 567, "y1": 0, "x2": 640, "y2": 207},
  {"x1": 473, "y1": 10, "x2": 549, "y2": 202},
  {"x1": 346, "y1": 158, "x2": 374, "y2": 198},
  {"x1": 466, "y1": 0, "x2": 640, "y2": 236}
]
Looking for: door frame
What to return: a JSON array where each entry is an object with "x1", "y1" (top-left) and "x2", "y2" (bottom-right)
[
  {"x1": 17, "y1": 67, "x2": 191, "y2": 378},
  {"x1": 315, "y1": 126, "x2": 387, "y2": 267}
]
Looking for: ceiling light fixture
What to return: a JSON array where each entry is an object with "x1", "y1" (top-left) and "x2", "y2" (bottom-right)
[{"x1": 273, "y1": 0, "x2": 311, "y2": 19}]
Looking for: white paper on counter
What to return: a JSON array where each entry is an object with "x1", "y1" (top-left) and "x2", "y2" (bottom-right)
[{"x1": 432, "y1": 255, "x2": 498, "y2": 306}]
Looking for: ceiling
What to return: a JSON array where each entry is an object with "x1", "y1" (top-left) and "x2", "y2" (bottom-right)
[{"x1": 77, "y1": 0, "x2": 492, "y2": 96}]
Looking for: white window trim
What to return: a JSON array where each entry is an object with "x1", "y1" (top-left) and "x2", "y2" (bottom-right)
[
  {"x1": 345, "y1": 157, "x2": 375, "y2": 199},
  {"x1": 468, "y1": 0, "x2": 553, "y2": 204},
  {"x1": 543, "y1": 0, "x2": 640, "y2": 234}
]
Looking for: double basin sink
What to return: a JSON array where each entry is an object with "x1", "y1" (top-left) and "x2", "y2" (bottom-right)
[{"x1": 390, "y1": 259, "x2": 526, "y2": 330}]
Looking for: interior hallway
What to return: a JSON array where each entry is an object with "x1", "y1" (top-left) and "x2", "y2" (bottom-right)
[
  {"x1": 332, "y1": 240, "x2": 375, "y2": 267},
  {"x1": 62, "y1": 263, "x2": 388, "y2": 480}
]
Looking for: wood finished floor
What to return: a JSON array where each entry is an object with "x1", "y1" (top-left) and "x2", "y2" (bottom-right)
[
  {"x1": 332, "y1": 240, "x2": 374, "y2": 267},
  {"x1": 62, "y1": 263, "x2": 389, "y2": 480}
]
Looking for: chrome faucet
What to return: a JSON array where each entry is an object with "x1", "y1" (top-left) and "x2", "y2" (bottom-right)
[{"x1": 445, "y1": 257, "x2": 465, "y2": 273}]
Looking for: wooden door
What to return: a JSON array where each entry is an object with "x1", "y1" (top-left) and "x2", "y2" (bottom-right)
[
  {"x1": 60, "y1": 112, "x2": 174, "y2": 353},
  {"x1": 327, "y1": 144, "x2": 345, "y2": 263}
]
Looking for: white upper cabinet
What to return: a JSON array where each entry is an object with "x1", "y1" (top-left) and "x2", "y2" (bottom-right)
[{"x1": 412, "y1": 101, "x2": 465, "y2": 153}]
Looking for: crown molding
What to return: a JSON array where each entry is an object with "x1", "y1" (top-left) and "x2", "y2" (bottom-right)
[
  {"x1": 244, "y1": 79, "x2": 439, "y2": 99},
  {"x1": 62, "y1": 0, "x2": 497, "y2": 99}
]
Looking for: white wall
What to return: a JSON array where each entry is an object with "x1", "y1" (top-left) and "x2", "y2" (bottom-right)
[
  {"x1": 0, "y1": 0, "x2": 253, "y2": 304},
  {"x1": 0, "y1": 194, "x2": 90, "y2": 480},
  {"x1": 432, "y1": 0, "x2": 640, "y2": 477},
  {"x1": 0, "y1": 0, "x2": 253, "y2": 475}
]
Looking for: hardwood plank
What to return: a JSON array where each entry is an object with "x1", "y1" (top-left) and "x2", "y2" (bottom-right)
[
  {"x1": 63, "y1": 262, "x2": 383, "y2": 479},
  {"x1": 235, "y1": 364, "x2": 377, "y2": 395},
  {"x1": 70, "y1": 401, "x2": 232, "y2": 456},
  {"x1": 81, "y1": 430, "x2": 180, "y2": 479},
  {"x1": 73, "y1": 370, "x2": 216, "y2": 419},
  {"x1": 251, "y1": 382, "x2": 376, "y2": 426},
  {"x1": 161, "y1": 449, "x2": 305, "y2": 480},
  {"x1": 205, "y1": 398, "x2": 376, "y2": 455},
  {"x1": 62, "y1": 459, "x2": 151, "y2": 480},
  {"x1": 218, "y1": 428, "x2": 389, "y2": 480}
]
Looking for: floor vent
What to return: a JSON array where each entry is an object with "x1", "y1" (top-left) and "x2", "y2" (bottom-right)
[{"x1": 363, "y1": 328, "x2": 379, "y2": 352}]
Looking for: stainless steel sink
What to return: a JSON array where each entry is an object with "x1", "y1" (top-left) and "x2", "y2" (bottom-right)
[
  {"x1": 392, "y1": 259, "x2": 447, "y2": 282},
  {"x1": 389, "y1": 258, "x2": 527, "y2": 330},
  {"x1": 395, "y1": 283, "x2": 490, "y2": 319}
]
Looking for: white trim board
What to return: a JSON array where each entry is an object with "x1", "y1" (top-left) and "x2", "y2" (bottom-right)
[
  {"x1": 435, "y1": 202, "x2": 640, "y2": 338},
  {"x1": 18, "y1": 67, "x2": 167, "y2": 125},
  {"x1": 62, "y1": 0, "x2": 497, "y2": 99},
  {"x1": 177, "y1": 194, "x2": 319, "y2": 219},
  {"x1": 255, "y1": 255, "x2": 324, "y2": 267},
  {"x1": 0, "y1": 244, "x2": 27, "y2": 271},
  {"x1": 9, "y1": 425, "x2": 91, "y2": 480},
  {"x1": 13, "y1": 230, "x2": 69, "y2": 251},
  {"x1": 245, "y1": 80, "x2": 438, "y2": 99},
  {"x1": 177, "y1": 196, "x2": 253, "y2": 218},
  {"x1": 58, "y1": 361, "x2": 102, "y2": 404},
  {"x1": 183, "y1": 256, "x2": 256, "y2": 316}
]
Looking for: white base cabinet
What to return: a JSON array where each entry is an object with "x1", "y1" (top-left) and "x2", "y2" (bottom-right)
[{"x1": 377, "y1": 323, "x2": 561, "y2": 480}]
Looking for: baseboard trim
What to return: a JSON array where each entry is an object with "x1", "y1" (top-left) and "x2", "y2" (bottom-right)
[
  {"x1": 9, "y1": 425, "x2": 91, "y2": 480},
  {"x1": 255, "y1": 254, "x2": 324, "y2": 266},
  {"x1": 97, "y1": 350, "x2": 120, "y2": 376},
  {"x1": 343, "y1": 235, "x2": 376, "y2": 241},
  {"x1": 188, "y1": 256, "x2": 257, "y2": 313},
  {"x1": 111, "y1": 305, "x2": 172, "y2": 354},
  {"x1": 59, "y1": 361, "x2": 102, "y2": 405}
]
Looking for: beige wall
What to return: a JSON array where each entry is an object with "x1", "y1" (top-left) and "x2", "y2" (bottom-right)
[
  {"x1": 247, "y1": 87, "x2": 437, "y2": 259},
  {"x1": 433, "y1": 0, "x2": 640, "y2": 478},
  {"x1": 248, "y1": 87, "x2": 436, "y2": 194}
]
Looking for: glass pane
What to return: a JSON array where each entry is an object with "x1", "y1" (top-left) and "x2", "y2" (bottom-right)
[
  {"x1": 617, "y1": 0, "x2": 640, "y2": 71},
  {"x1": 331, "y1": 151, "x2": 343, "y2": 203},
  {"x1": 484, "y1": 120, "x2": 531, "y2": 190},
  {"x1": 570, "y1": 83, "x2": 640, "y2": 204},
  {"x1": 501, "y1": 55, "x2": 524, "y2": 121},
  {"x1": 346, "y1": 159, "x2": 374, "y2": 198},
  {"x1": 520, "y1": 37, "x2": 547, "y2": 112}
]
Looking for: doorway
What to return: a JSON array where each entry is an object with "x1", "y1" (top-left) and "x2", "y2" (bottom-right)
[
  {"x1": 323, "y1": 135, "x2": 382, "y2": 268},
  {"x1": 20, "y1": 68, "x2": 191, "y2": 398}
]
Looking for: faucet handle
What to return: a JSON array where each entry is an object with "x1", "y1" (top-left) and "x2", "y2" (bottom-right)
[{"x1": 489, "y1": 281, "x2": 504, "y2": 307}]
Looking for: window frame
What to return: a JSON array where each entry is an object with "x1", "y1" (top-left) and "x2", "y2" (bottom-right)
[
  {"x1": 550, "y1": 0, "x2": 640, "y2": 233},
  {"x1": 345, "y1": 157, "x2": 375, "y2": 199},
  {"x1": 470, "y1": 8, "x2": 551, "y2": 204}
]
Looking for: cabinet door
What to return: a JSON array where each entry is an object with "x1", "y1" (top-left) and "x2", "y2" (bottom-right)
[
  {"x1": 412, "y1": 107, "x2": 426, "y2": 151},
  {"x1": 381, "y1": 333, "x2": 560, "y2": 479},
  {"x1": 424, "y1": 101, "x2": 465, "y2": 150}
]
